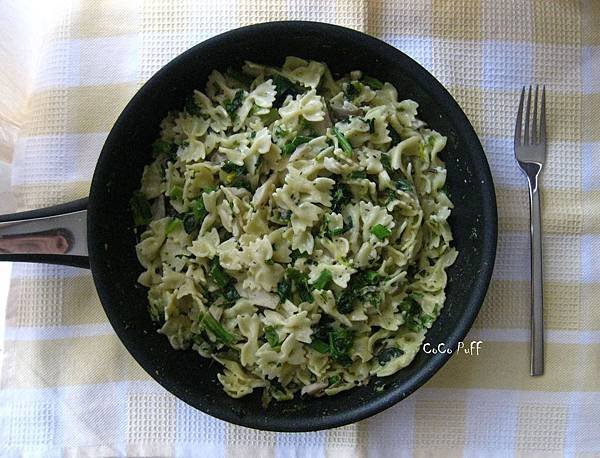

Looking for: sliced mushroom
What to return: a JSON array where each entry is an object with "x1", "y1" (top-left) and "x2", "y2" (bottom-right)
[
  {"x1": 311, "y1": 109, "x2": 333, "y2": 135},
  {"x1": 301, "y1": 382, "x2": 328, "y2": 397}
]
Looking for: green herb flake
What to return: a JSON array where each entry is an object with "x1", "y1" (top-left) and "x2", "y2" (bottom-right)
[
  {"x1": 377, "y1": 347, "x2": 404, "y2": 366},
  {"x1": 286, "y1": 268, "x2": 314, "y2": 303},
  {"x1": 272, "y1": 74, "x2": 301, "y2": 108},
  {"x1": 313, "y1": 269, "x2": 333, "y2": 290},
  {"x1": 169, "y1": 185, "x2": 184, "y2": 201},
  {"x1": 184, "y1": 95, "x2": 202, "y2": 116},
  {"x1": 388, "y1": 126, "x2": 402, "y2": 146},
  {"x1": 330, "y1": 181, "x2": 352, "y2": 213},
  {"x1": 335, "y1": 269, "x2": 382, "y2": 314},
  {"x1": 199, "y1": 312, "x2": 236, "y2": 345},
  {"x1": 290, "y1": 249, "x2": 308, "y2": 262},
  {"x1": 165, "y1": 218, "x2": 182, "y2": 235},
  {"x1": 221, "y1": 161, "x2": 246, "y2": 175},
  {"x1": 326, "y1": 218, "x2": 353, "y2": 239},
  {"x1": 129, "y1": 191, "x2": 152, "y2": 227},
  {"x1": 332, "y1": 127, "x2": 353, "y2": 156},
  {"x1": 260, "y1": 108, "x2": 280, "y2": 126},
  {"x1": 336, "y1": 291, "x2": 354, "y2": 314},
  {"x1": 344, "y1": 81, "x2": 363, "y2": 99},
  {"x1": 328, "y1": 328, "x2": 354, "y2": 365},
  {"x1": 152, "y1": 139, "x2": 177, "y2": 159},
  {"x1": 370, "y1": 224, "x2": 392, "y2": 240},
  {"x1": 219, "y1": 285, "x2": 240, "y2": 308},
  {"x1": 395, "y1": 178, "x2": 412, "y2": 192},
  {"x1": 348, "y1": 170, "x2": 367, "y2": 180},
  {"x1": 224, "y1": 90, "x2": 245, "y2": 120},
  {"x1": 192, "y1": 198, "x2": 207, "y2": 221},
  {"x1": 309, "y1": 339, "x2": 330, "y2": 354},
  {"x1": 282, "y1": 136, "x2": 312, "y2": 156},
  {"x1": 367, "y1": 118, "x2": 375, "y2": 133},
  {"x1": 209, "y1": 257, "x2": 233, "y2": 289},
  {"x1": 361, "y1": 75, "x2": 384, "y2": 90},
  {"x1": 264, "y1": 326, "x2": 280, "y2": 348},
  {"x1": 181, "y1": 199, "x2": 207, "y2": 234},
  {"x1": 277, "y1": 277, "x2": 292, "y2": 303},
  {"x1": 328, "y1": 375, "x2": 341, "y2": 386}
]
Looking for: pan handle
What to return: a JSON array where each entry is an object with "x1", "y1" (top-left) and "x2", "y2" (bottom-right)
[{"x1": 0, "y1": 198, "x2": 89, "y2": 269}]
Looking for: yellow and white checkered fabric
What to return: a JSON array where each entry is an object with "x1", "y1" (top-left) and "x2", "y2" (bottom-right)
[{"x1": 1, "y1": 1, "x2": 599, "y2": 456}]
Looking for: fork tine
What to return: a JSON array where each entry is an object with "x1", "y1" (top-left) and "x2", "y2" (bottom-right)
[
  {"x1": 540, "y1": 85, "x2": 546, "y2": 145},
  {"x1": 532, "y1": 85, "x2": 539, "y2": 144},
  {"x1": 524, "y1": 85, "x2": 532, "y2": 145},
  {"x1": 514, "y1": 86, "x2": 525, "y2": 148}
]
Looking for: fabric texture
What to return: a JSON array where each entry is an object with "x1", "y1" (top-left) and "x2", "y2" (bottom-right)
[{"x1": 1, "y1": 0, "x2": 599, "y2": 456}]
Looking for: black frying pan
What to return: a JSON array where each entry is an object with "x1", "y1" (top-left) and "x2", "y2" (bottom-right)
[{"x1": 0, "y1": 22, "x2": 497, "y2": 432}]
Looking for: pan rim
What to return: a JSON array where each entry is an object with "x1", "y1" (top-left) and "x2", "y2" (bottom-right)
[{"x1": 88, "y1": 20, "x2": 498, "y2": 432}]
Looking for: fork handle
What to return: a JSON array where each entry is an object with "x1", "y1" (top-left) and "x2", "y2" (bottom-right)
[{"x1": 528, "y1": 174, "x2": 544, "y2": 376}]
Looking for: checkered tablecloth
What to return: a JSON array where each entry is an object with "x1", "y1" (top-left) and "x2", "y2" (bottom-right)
[{"x1": 1, "y1": 1, "x2": 599, "y2": 456}]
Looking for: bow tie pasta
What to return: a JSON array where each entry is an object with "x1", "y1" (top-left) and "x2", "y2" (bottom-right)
[{"x1": 132, "y1": 56, "x2": 457, "y2": 404}]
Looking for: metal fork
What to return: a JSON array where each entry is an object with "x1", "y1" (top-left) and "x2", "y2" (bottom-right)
[{"x1": 514, "y1": 85, "x2": 546, "y2": 376}]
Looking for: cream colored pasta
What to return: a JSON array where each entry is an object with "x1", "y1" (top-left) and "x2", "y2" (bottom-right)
[{"x1": 132, "y1": 56, "x2": 457, "y2": 404}]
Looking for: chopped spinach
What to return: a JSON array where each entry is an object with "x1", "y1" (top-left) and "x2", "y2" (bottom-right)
[
  {"x1": 324, "y1": 218, "x2": 352, "y2": 239},
  {"x1": 221, "y1": 161, "x2": 249, "y2": 188},
  {"x1": 199, "y1": 312, "x2": 236, "y2": 345},
  {"x1": 277, "y1": 277, "x2": 292, "y2": 303},
  {"x1": 344, "y1": 81, "x2": 363, "y2": 98},
  {"x1": 309, "y1": 317, "x2": 352, "y2": 358},
  {"x1": 332, "y1": 127, "x2": 353, "y2": 156},
  {"x1": 328, "y1": 375, "x2": 341, "y2": 386},
  {"x1": 221, "y1": 284, "x2": 240, "y2": 307},
  {"x1": 286, "y1": 268, "x2": 313, "y2": 303},
  {"x1": 272, "y1": 74, "x2": 302, "y2": 108},
  {"x1": 264, "y1": 326, "x2": 280, "y2": 348},
  {"x1": 377, "y1": 347, "x2": 404, "y2": 366},
  {"x1": 165, "y1": 218, "x2": 182, "y2": 235},
  {"x1": 282, "y1": 135, "x2": 312, "y2": 156},
  {"x1": 152, "y1": 139, "x2": 178, "y2": 159},
  {"x1": 330, "y1": 181, "x2": 352, "y2": 213},
  {"x1": 335, "y1": 270, "x2": 382, "y2": 314},
  {"x1": 289, "y1": 249, "x2": 308, "y2": 262},
  {"x1": 209, "y1": 257, "x2": 235, "y2": 289},
  {"x1": 224, "y1": 90, "x2": 245, "y2": 120},
  {"x1": 260, "y1": 108, "x2": 280, "y2": 125},
  {"x1": 336, "y1": 292, "x2": 355, "y2": 314},
  {"x1": 309, "y1": 339, "x2": 330, "y2": 354},
  {"x1": 395, "y1": 178, "x2": 413, "y2": 192},
  {"x1": 366, "y1": 118, "x2": 375, "y2": 133},
  {"x1": 169, "y1": 185, "x2": 184, "y2": 201},
  {"x1": 181, "y1": 199, "x2": 207, "y2": 234},
  {"x1": 328, "y1": 328, "x2": 354, "y2": 365},
  {"x1": 313, "y1": 269, "x2": 333, "y2": 290},
  {"x1": 361, "y1": 75, "x2": 384, "y2": 90},
  {"x1": 370, "y1": 223, "x2": 392, "y2": 240},
  {"x1": 221, "y1": 161, "x2": 247, "y2": 175},
  {"x1": 348, "y1": 170, "x2": 367, "y2": 179},
  {"x1": 388, "y1": 126, "x2": 402, "y2": 146},
  {"x1": 400, "y1": 293, "x2": 434, "y2": 332},
  {"x1": 184, "y1": 95, "x2": 202, "y2": 116}
]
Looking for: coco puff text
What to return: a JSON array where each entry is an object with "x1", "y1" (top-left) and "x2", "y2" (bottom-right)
[{"x1": 422, "y1": 341, "x2": 483, "y2": 356}]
